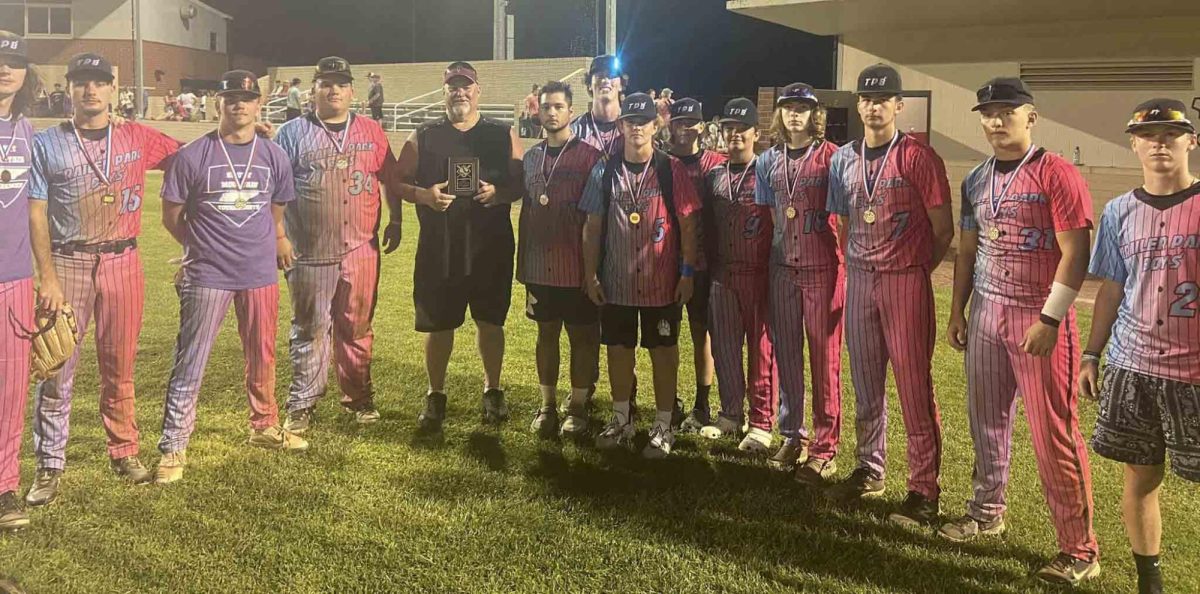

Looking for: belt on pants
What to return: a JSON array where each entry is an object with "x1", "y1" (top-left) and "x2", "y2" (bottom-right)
[{"x1": 52, "y1": 238, "x2": 138, "y2": 256}]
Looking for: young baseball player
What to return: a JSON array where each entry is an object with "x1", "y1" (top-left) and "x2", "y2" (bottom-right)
[
  {"x1": 0, "y1": 30, "x2": 37, "y2": 530},
  {"x1": 275, "y1": 56, "x2": 400, "y2": 433},
  {"x1": 824, "y1": 64, "x2": 954, "y2": 528},
  {"x1": 696, "y1": 98, "x2": 776, "y2": 454},
  {"x1": 942, "y1": 78, "x2": 1098, "y2": 585},
  {"x1": 667, "y1": 97, "x2": 724, "y2": 431},
  {"x1": 580, "y1": 93, "x2": 700, "y2": 459},
  {"x1": 754, "y1": 83, "x2": 844, "y2": 482},
  {"x1": 1083, "y1": 99, "x2": 1200, "y2": 594},
  {"x1": 570, "y1": 55, "x2": 625, "y2": 161},
  {"x1": 154, "y1": 71, "x2": 306, "y2": 484},
  {"x1": 518, "y1": 81, "x2": 605, "y2": 438},
  {"x1": 26, "y1": 52, "x2": 182, "y2": 505}
]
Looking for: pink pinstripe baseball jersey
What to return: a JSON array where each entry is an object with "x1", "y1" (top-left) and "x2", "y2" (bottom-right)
[
  {"x1": 677, "y1": 149, "x2": 726, "y2": 271},
  {"x1": 961, "y1": 149, "x2": 1094, "y2": 307},
  {"x1": 755, "y1": 142, "x2": 842, "y2": 270},
  {"x1": 275, "y1": 114, "x2": 395, "y2": 265},
  {"x1": 703, "y1": 159, "x2": 772, "y2": 282},
  {"x1": 517, "y1": 137, "x2": 604, "y2": 287},
  {"x1": 579, "y1": 155, "x2": 701, "y2": 307},
  {"x1": 30, "y1": 122, "x2": 181, "y2": 243},
  {"x1": 826, "y1": 133, "x2": 951, "y2": 271},
  {"x1": 569, "y1": 112, "x2": 623, "y2": 160},
  {"x1": 1090, "y1": 183, "x2": 1200, "y2": 384}
]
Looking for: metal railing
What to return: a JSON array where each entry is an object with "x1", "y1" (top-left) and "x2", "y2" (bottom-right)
[{"x1": 262, "y1": 95, "x2": 517, "y2": 133}]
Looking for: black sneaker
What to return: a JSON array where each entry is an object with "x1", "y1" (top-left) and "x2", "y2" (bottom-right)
[
  {"x1": 283, "y1": 407, "x2": 315, "y2": 434},
  {"x1": 0, "y1": 491, "x2": 29, "y2": 531},
  {"x1": 481, "y1": 388, "x2": 509, "y2": 424},
  {"x1": 824, "y1": 467, "x2": 885, "y2": 502},
  {"x1": 888, "y1": 491, "x2": 941, "y2": 527},
  {"x1": 417, "y1": 392, "x2": 448, "y2": 434},
  {"x1": 24, "y1": 468, "x2": 62, "y2": 507}
]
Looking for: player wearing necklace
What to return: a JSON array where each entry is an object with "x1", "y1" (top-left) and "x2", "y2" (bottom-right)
[
  {"x1": 153, "y1": 71, "x2": 305, "y2": 485},
  {"x1": 570, "y1": 55, "x2": 625, "y2": 160}
]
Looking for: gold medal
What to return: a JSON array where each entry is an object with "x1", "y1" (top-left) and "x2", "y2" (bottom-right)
[
  {"x1": 235, "y1": 197, "x2": 247, "y2": 209},
  {"x1": 862, "y1": 209, "x2": 877, "y2": 224},
  {"x1": 336, "y1": 157, "x2": 350, "y2": 170},
  {"x1": 988, "y1": 226, "x2": 1001, "y2": 241},
  {"x1": 102, "y1": 194, "x2": 116, "y2": 205},
  {"x1": 629, "y1": 212, "x2": 641, "y2": 225},
  {"x1": 785, "y1": 206, "x2": 798, "y2": 220},
  {"x1": 0, "y1": 170, "x2": 9, "y2": 183},
  {"x1": 538, "y1": 194, "x2": 549, "y2": 206}
]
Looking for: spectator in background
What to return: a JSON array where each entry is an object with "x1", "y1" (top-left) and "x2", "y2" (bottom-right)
[
  {"x1": 48, "y1": 83, "x2": 66, "y2": 116},
  {"x1": 198, "y1": 90, "x2": 209, "y2": 122},
  {"x1": 286, "y1": 77, "x2": 303, "y2": 120},
  {"x1": 177, "y1": 88, "x2": 197, "y2": 121},
  {"x1": 520, "y1": 84, "x2": 540, "y2": 138},
  {"x1": 655, "y1": 88, "x2": 674, "y2": 144},
  {"x1": 141, "y1": 87, "x2": 150, "y2": 118},
  {"x1": 368, "y1": 72, "x2": 385, "y2": 120}
]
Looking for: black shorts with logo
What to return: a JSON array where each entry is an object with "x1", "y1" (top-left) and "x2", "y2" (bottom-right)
[
  {"x1": 1091, "y1": 366, "x2": 1200, "y2": 482},
  {"x1": 524, "y1": 284, "x2": 598, "y2": 326},
  {"x1": 600, "y1": 303, "x2": 682, "y2": 349}
]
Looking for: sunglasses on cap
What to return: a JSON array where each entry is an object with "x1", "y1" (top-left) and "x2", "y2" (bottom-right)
[{"x1": 1128, "y1": 107, "x2": 1189, "y2": 126}]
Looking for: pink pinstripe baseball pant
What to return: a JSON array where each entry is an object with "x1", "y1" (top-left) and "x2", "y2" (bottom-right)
[
  {"x1": 965, "y1": 296, "x2": 1097, "y2": 559},
  {"x1": 770, "y1": 264, "x2": 844, "y2": 459},
  {"x1": 285, "y1": 240, "x2": 379, "y2": 413},
  {"x1": 0, "y1": 277, "x2": 33, "y2": 493},
  {"x1": 33, "y1": 249, "x2": 144, "y2": 470},
  {"x1": 708, "y1": 274, "x2": 775, "y2": 431},
  {"x1": 845, "y1": 265, "x2": 943, "y2": 499},
  {"x1": 158, "y1": 281, "x2": 280, "y2": 454}
]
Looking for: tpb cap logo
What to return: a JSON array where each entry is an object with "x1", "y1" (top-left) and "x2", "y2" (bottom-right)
[
  {"x1": 680, "y1": 104, "x2": 695, "y2": 113},
  {"x1": 864, "y1": 76, "x2": 888, "y2": 87},
  {"x1": 729, "y1": 107, "x2": 749, "y2": 116},
  {"x1": 631, "y1": 101, "x2": 648, "y2": 110},
  {"x1": 0, "y1": 40, "x2": 20, "y2": 50}
]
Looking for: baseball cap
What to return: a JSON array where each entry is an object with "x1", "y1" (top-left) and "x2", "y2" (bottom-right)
[
  {"x1": 444, "y1": 61, "x2": 477, "y2": 85},
  {"x1": 0, "y1": 30, "x2": 29, "y2": 66},
  {"x1": 670, "y1": 98, "x2": 703, "y2": 121},
  {"x1": 1125, "y1": 98, "x2": 1195, "y2": 134},
  {"x1": 588, "y1": 54, "x2": 621, "y2": 79},
  {"x1": 314, "y1": 56, "x2": 353, "y2": 82},
  {"x1": 719, "y1": 97, "x2": 758, "y2": 127},
  {"x1": 856, "y1": 63, "x2": 902, "y2": 96},
  {"x1": 777, "y1": 82, "x2": 818, "y2": 106},
  {"x1": 972, "y1": 77, "x2": 1034, "y2": 111},
  {"x1": 618, "y1": 93, "x2": 656, "y2": 123},
  {"x1": 66, "y1": 53, "x2": 114, "y2": 82},
  {"x1": 217, "y1": 70, "x2": 261, "y2": 97}
]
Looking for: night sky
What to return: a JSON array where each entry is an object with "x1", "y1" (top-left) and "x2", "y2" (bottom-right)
[{"x1": 207, "y1": 0, "x2": 834, "y2": 109}]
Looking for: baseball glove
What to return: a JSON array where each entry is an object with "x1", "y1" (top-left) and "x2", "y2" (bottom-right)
[{"x1": 29, "y1": 304, "x2": 79, "y2": 382}]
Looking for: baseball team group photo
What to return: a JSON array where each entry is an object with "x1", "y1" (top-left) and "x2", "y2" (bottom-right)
[{"x1": 0, "y1": 1, "x2": 1197, "y2": 593}]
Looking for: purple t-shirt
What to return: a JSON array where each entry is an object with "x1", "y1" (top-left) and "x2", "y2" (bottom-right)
[
  {"x1": 161, "y1": 131, "x2": 294, "y2": 290},
  {"x1": 0, "y1": 115, "x2": 33, "y2": 283}
]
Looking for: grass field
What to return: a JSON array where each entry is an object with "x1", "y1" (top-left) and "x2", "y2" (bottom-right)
[{"x1": 0, "y1": 172, "x2": 1196, "y2": 594}]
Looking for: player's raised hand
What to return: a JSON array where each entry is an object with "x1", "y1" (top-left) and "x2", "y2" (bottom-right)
[
  {"x1": 276, "y1": 235, "x2": 295, "y2": 270},
  {"x1": 1019, "y1": 320, "x2": 1058, "y2": 357},
  {"x1": 382, "y1": 220, "x2": 402, "y2": 254},
  {"x1": 1078, "y1": 359, "x2": 1101, "y2": 401},
  {"x1": 585, "y1": 277, "x2": 605, "y2": 306},
  {"x1": 473, "y1": 180, "x2": 499, "y2": 207},
  {"x1": 946, "y1": 313, "x2": 968, "y2": 351}
]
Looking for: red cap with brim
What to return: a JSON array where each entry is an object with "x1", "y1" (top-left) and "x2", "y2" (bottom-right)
[{"x1": 444, "y1": 65, "x2": 477, "y2": 85}]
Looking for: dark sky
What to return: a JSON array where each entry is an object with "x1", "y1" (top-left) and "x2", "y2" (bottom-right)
[{"x1": 208, "y1": 0, "x2": 834, "y2": 109}]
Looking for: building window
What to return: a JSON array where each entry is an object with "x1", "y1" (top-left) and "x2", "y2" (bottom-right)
[
  {"x1": 210, "y1": 32, "x2": 217, "y2": 52},
  {"x1": 0, "y1": 5, "x2": 24, "y2": 35},
  {"x1": 25, "y1": 3, "x2": 72, "y2": 37}
]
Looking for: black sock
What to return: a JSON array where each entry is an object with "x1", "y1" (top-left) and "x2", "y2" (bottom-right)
[
  {"x1": 693, "y1": 384, "x2": 711, "y2": 412},
  {"x1": 1134, "y1": 553, "x2": 1163, "y2": 594}
]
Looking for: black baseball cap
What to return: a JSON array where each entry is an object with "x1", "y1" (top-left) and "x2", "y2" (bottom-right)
[
  {"x1": 856, "y1": 63, "x2": 902, "y2": 96},
  {"x1": 314, "y1": 56, "x2": 353, "y2": 82},
  {"x1": 217, "y1": 70, "x2": 261, "y2": 97},
  {"x1": 444, "y1": 61, "x2": 477, "y2": 85},
  {"x1": 1125, "y1": 98, "x2": 1195, "y2": 134},
  {"x1": 0, "y1": 30, "x2": 29, "y2": 66},
  {"x1": 719, "y1": 97, "x2": 758, "y2": 126},
  {"x1": 618, "y1": 93, "x2": 656, "y2": 123},
  {"x1": 972, "y1": 77, "x2": 1034, "y2": 111},
  {"x1": 670, "y1": 98, "x2": 703, "y2": 122},
  {"x1": 66, "y1": 53, "x2": 114, "y2": 82},
  {"x1": 588, "y1": 54, "x2": 621, "y2": 78},
  {"x1": 777, "y1": 82, "x2": 818, "y2": 106}
]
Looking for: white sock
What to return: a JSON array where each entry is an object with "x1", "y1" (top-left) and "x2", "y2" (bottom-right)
[
  {"x1": 613, "y1": 401, "x2": 630, "y2": 425},
  {"x1": 655, "y1": 409, "x2": 673, "y2": 430},
  {"x1": 569, "y1": 387, "x2": 590, "y2": 407},
  {"x1": 539, "y1": 385, "x2": 556, "y2": 408}
]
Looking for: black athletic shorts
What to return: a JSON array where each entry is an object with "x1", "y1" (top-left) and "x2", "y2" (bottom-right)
[
  {"x1": 414, "y1": 261, "x2": 513, "y2": 333},
  {"x1": 685, "y1": 269, "x2": 711, "y2": 325},
  {"x1": 1091, "y1": 366, "x2": 1200, "y2": 482},
  {"x1": 524, "y1": 284, "x2": 598, "y2": 326},
  {"x1": 600, "y1": 303, "x2": 682, "y2": 349}
]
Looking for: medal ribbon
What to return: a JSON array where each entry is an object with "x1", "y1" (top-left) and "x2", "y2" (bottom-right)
[
  {"x1": 316, "y1": 113, "x2": 353, "y2": 156},
  {"x1": 217, "y1": 135, "x2": 260, "y2": 193},
  {"x1": 859, "y1": 131, "x2": 899, "y2": 208},
  {"x1": 725, "y1": 157, "x2": 755, "y2": 203},
  {"x1": 0, "y1": 114, "x2": 20, "y2": 162},
  {"x1": 617, "y1": 160, "x2": 649, "y2": 217},
  {"x1": 782, "y1": 142, "x2": 817, "y2": 208},
  {"x1": 539, "y1": 137, "x2": 574, "y2": 196},
  {"x1": 988, "y1": 144, "x2": 1037, "y2": 217},
  {"x1": 588, "y1": 114, "x2": 618, "y2": 155},
  {"x1": 72, "y1": 123, "x2": 113, "y2": 188}
]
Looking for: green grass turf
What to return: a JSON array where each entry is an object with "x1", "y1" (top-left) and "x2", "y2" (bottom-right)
[{"x1": 1, "y1": 171, "x2": 1196, "y2": 594}]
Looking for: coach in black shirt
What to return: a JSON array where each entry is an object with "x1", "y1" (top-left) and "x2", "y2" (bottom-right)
[{"x1": 395, "y1": 61, "x2": 524, "y2": 434}]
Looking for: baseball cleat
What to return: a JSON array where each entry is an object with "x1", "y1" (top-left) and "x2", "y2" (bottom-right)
[
  {"x1": 154, "y1": 451, "x2": 187, "y2": 485},
  {"x1": 595, "y1": 417, "x2": 635, "y2": 450},
  {"x1": 768, "y1": 437, "x2": 808, "y2": 471},
  {"x1": 346, "y1": 405, "x2": 381, "y2": 425},
  {"x1": 417, "y1": 392, "x2": 448, "y2": 434},
  {"x1": 794, "y1": 457, "x2": 838, "y2": 486},
  {"x1": 284, "y1": 407, "x2": 315, "y2": 434},
  {"x1": 249, "y1": 425, "x2": 309, "y2": 452},
  {"x1": 824, "y1": 467, "x2": 885, "y2": 502},
  {"x1": 23, "y1": 469, "x2": 61, "y2": 507},
  {"x1": 0, "y1": 492, "x2": 29, "y2": 532},
  {"x1": 481, "y1": 388, "x2": 509, "y2": 424},
  {"x1": 888, "y1": 491, "x2": 941, "y2": 528},
  {"x1": 1035, "y1": 553, "x2": 1100, "y2": 586},
  {"x1": 110, "y1": 456, "x2": 153, "y2": 485},
  {"x1": 642, "y1": 424, "x2": 675, "y2": 459},
  {"x1": 938, "y1": 514, "x2": 1006, "y2": 542}
]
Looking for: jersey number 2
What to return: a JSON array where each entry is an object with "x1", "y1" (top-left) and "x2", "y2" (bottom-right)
[{"x1": 1170, "y1": 281, "x2": 1199, "y2": 318}]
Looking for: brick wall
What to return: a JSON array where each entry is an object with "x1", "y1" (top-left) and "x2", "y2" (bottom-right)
[{"x1": 26, "y1": 38, "x2": 229, "y2": 95}]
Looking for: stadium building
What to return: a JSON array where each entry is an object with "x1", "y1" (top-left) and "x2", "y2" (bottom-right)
[{"x1": 729, "y1": 0, "x2": 1200, "y2": 169}]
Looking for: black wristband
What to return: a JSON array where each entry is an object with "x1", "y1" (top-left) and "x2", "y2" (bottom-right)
[{"x1": 1039, "y1": 314, "x2": 1061, "y2": 328}]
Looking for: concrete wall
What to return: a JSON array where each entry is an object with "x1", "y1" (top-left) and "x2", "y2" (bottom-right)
[
  {"x1": 73, "y1": 0, "x2": 228, "y2": 53},
  {"x1": 27, "y1": 38, "x2": 227, "y2": 94},
  {"x1": 837, "y1": 17, "x2": 1200, "y2": 168}
]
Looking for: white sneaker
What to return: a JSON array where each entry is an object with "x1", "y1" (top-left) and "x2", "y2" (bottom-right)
[
  {"x1": 642, "y1": 424, "x2": 675, "y2": 459},
  {"x1": 738, "y1": 427, "x2": 773, "y2": 454},
  {"x1": 699, "y1": 415, "x2": 741, "y2": 439},
  {"x1": 595, "y1": 417, "x2": 634, "y2": 450}
]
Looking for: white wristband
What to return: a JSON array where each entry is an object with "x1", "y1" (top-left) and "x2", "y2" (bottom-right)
[{"x1": 1041, "y1": 282, "x2": 1079, "y2": 322}]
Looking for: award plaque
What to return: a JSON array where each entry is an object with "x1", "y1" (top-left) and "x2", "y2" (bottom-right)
[{"x1": 448, "y1": 157, "x2": 480, "y2": 197}]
